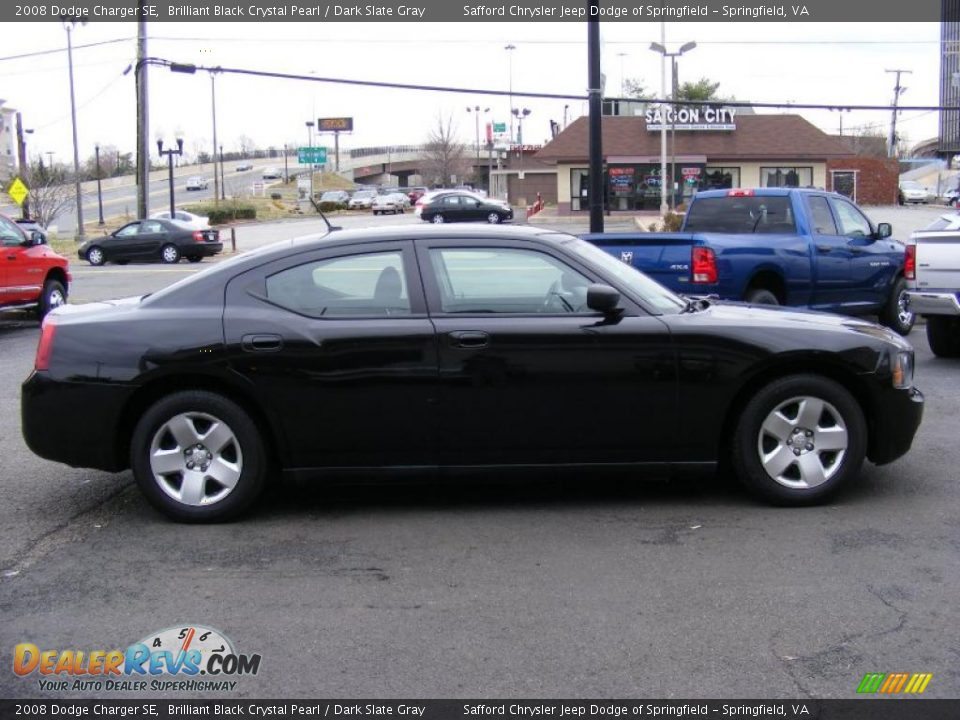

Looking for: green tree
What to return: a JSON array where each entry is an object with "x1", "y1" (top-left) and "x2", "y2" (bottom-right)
[{"x1": 675, "y1": 77, "x2": 733, "y2": 103}]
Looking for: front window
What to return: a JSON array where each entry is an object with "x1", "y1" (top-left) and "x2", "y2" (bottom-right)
[
  {"x1": 115, "y1": 223, "x2": 140, "y2": 238},
  {"x1": 829, "y1": 198, "x2": 873, "y2": 238},
  {"x1": 0, "y1": 216, "x2": 24, "y2": 247},
  {"x1": 760, "y1": 167, "x2": 813, "y2": 188}
]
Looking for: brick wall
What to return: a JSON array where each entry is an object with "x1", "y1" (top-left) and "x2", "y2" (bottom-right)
[{"x1": 826, "y1": 157, "x2": 899, "y2": 205}]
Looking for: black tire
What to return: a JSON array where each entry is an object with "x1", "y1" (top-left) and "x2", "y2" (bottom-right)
[
  {"x1": 926, "y1": 316, "x2": 960, "y2": 358},
  {"x1": 130, "y1": 391, "x2": 268, "y2": 522},
  {"x1": 878, "y1": 276, "x2": 915, "y2": 336},
  {"x1": 487, "y1": 212, "x2": 501, "y2": 224},
  {"x1": 116, "y1": 260, "x2": 130, "y2": 266},
  {"x1": 86, "y1": 246, "x2": 106, "y2": 266},
  {"x1": 745, "y1": 287, "x2": 780, "y2": 306},
  {"x1": 187, "y1": 256, "x2": 202, "y2": 263},
  {"x1": 160, "y1": 244, "x2": 181, "y2": 264},
  {"x1": 731, "y1": 374, "x2": 867, "y2": 506},
  {"x1": 38, "y1": 279, "x2": 66, "y2": 319}
]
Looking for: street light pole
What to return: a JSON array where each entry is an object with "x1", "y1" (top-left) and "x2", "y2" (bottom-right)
[
  {"x1": 157, "y1": 137, "x2": 184, "y2": 218},
  {"x1": 62, "y1": 17, "x2": 86, "y2": 240},
  {"x1": 210, "y1": 68, "x2": 220, "y2": 207},
  {"x1": 466, "y1": 106, "x2": 490, "y2": 184},
  {"x1": 505, "y1": 44, "x2": 516, "y2": 144},
  {"x1": 511, "y1": 108, "x2": 531, "y2": 180},
  {"x1": 650, "y1": 38, "x2": 696, "y2": 214},
  {"x1": 95, "y1": 143, "x2": 104, "y2": 225},
  {"x1": 219, "y1": 144, "x2": 225, "y2": 200}
]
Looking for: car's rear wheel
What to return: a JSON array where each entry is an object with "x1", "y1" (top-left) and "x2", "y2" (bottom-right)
[
  {"x1": 487, "y1": 212, "x2": 501, "y2": 224},
  {"x1": 86, "y1": 246, "x2": 105, "y2": 266},
  {"x1": 745, "y1": 287, "x2": 779, "y2": 305},
  {"x1": 38, "y1": 279, "x2": 66, "y2": 319},
  {"x1": 161, "y1": 244, "x2": 181, "y2": 264},
  {"x1": 926, "y1": 316, "x2": 960, "y2": 357},
  {"x1": 130, "y1": 391, "x2": 267, "y2": 522},
  {"x1": 731, "y1": 374, "x2": 866, "y2": 505},
  {"x1": 432, "y1": 214, "x2": 445, "y2": 224},
  {"x1": 879, "y1": 276, "x2": 915, "y2": 336},
  {"x1": 187, "y1": 256, "x2": 202, "y2": 263}
]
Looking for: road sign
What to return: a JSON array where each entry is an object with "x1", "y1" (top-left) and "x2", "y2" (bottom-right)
[
  {"x1": 298, "y1": 147, "x2": 328, "y2": 164},
  {"x1": 7, "y1": 177, "x2": 28, "y2": 206},
  {"x1": 493, "y1": 122, "x2": 507, "y2": 133},
  {"x1": 317, "y1": 117, "x2": 353, "y2": 132}
]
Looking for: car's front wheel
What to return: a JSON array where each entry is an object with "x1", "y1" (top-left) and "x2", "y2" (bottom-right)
[
  {"x1": 86, "y1": 246, "x2": 105, "y2": 266},
  {"x1": 731, "y1": 374, "x2": 866, "y2": 505},
  {"x1": 926, "y1": 316, "x2": 960, "y2": 357},
  {"x1": 487, "y1": 212, "x2": 501, "y2": 224},
  {"x1": 38, "y1": 279, "x2": 66, "y2": 319},
  {"x1": 431, "y1": 214, "x2": 445, "y2": 224},
  {"x1": 161, "y1": 244, "x2": 181, "y2": 264},
  {"x1": 879, "y1": 276, "x2": 915, "y2": 336},
  {"x1": 130, "y1": 391, "x2": 268, "y2": 522}
]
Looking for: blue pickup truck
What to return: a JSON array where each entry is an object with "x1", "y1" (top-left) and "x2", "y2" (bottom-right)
[{"x1": 584, "y1": 187, "x2": 913, "y2": 335}]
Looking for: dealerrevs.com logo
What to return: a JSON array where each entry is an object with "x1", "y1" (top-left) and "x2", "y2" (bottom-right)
[{"x1": 13, "y1": 624, "x2": 262, "y2": 693}]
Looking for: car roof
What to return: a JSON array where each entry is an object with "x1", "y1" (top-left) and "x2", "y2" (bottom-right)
[{"x1": 692, "y1": 187, "x2": 836, "y2": 199}]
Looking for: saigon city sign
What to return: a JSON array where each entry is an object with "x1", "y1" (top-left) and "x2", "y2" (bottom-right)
[{"x1": 645, "y1": 106, "x2": 737, "y2": 131}]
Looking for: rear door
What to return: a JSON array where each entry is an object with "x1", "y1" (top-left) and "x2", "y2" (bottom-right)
[
  {"x1": 134, "y1": 220, "x2": 170, "y2": 258},
  {"x1": 223, "y1": 241, "x2": 439, "y2": 470}
]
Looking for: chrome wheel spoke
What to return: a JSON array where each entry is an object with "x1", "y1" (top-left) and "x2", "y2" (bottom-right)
[
  {"x1": 761, "y1": 412, "x2": 794, "y2": 442},
  {"x1": 179, "y1": 470, "x2": 207, "y2": 505},
  {"x1": 151, "y1": 449, "x2": 185, "y2": 475},
  {"x1": 815, "y1": 426, "x2": 848, "y2": 451},
  {"x1": 796, "y1": 397, "x2": 825, "y2": 430},
  {"x1": 202, "y1": 421, "x2": 234, "y2": 454},
  {"x1": 762, "y1": 446, "x2": 796, "y2": 478},
  {"x1": 207, "y1": 457, "x2": 241, "y2": 489},
  {"x1": 165, "y1": 415, "x2": 200, "y2": 449},
  {"x1": 796, "y1": 453, "x2": 829, "y2": 488}
]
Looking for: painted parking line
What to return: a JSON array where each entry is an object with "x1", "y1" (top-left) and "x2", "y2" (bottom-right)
[{"x1": 69, "y1": 266, "x2": 208, "y2": 276}]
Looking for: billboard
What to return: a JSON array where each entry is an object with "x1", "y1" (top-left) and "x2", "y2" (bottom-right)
[{"x1": 317, "y1": 117, "x2": 354, "y2": 132}]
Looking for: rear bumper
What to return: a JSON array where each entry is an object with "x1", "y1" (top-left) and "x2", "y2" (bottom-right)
[
  {"x1": 867, "y1": 385, "x2": 924, "y2": 465},
  {"x1": 21, "y1": 372, "x2": 133, "y2": 472},
  {"x1": 190, "y1": 242, "x2": 223, "y2": 257},
  {"x1": 905, "y1": 291, "x2": 960, "y2": 316}
]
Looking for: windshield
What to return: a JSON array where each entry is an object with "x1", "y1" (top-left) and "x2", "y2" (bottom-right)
[
  {"x1": 900, "y1": 181, "x2": 922, "y2": 190},
  {"x1": 564, "y1": 238, "x2": 687, "y2": 314}
]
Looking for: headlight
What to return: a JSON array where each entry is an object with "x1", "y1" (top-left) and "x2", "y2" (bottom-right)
[{"x1": 892, "y1": 351, "x2": 914, "y2": 389}]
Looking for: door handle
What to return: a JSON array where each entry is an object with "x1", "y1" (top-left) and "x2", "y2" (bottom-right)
[
  {"x1": 815, "y1": 244, "x2": 832, "y2": 253},
  {"x1": 449, "y1": 330, "x2": 489, "y2": 349},
  {"x1": 6, "y1": 255, "x2": 16, "y2": 260},
  {"x1": 848, "y1": 245, "x2": 865, "y2": 253},
  {"x1": 241, "y1": 333, "x2": 283, "y2": 352}
]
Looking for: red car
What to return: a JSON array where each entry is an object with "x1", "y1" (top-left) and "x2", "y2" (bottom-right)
[
  {"x1": 0, "y1": 213, "x2": 70, "y2": 319},
  {"x1": 406, "y1": 186, "x2": 428, "y2": 204}
]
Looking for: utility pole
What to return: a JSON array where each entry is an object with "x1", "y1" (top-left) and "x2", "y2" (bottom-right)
[
  {"x1": 136, "y1": 19, "x2": 149, "y2": 219},
  {"x1": 587, "y1": 8, "x2": 604, "y2": 233},
  {"x1": 63, "y1": 19, "x2": 86, "y2": 240},
  {"x1": 210, "y1": 69, "x2": 220, "y2": 206},
  {"x1": 886, "y1": 68, "x2": 911, "y2": 157},
  {"x1": 15, "y1": 112, "x2": 31, "y2": 219}
]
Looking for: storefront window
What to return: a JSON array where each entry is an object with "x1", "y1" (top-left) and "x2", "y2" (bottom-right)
[
  {"x1": 608, "y1": 167, "x2": 635, "y2": 211},
  {"x1": 570, "y1": 169, "x2": 590, "y2": 211},
  {"x1": 761, "y1": 167, "x2": 813, "y2": 188},
  {"x1": 702, "y1": 167, "x2": 740, "y2": 190}
]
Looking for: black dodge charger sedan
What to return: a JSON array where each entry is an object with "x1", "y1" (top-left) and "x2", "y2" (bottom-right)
[
  {"x1": 22, "y1": 226, "x2": 923, "y2": 522},
  {"x1": 77, "y1": 218, "x2": 222, "y2": 266}
]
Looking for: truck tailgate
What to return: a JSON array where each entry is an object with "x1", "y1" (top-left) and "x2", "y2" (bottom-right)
[
  {"x1": 581, "y1": 233, "x2": 699, "y2": 287},
  {"x1": 915, "y1": 235, "x2": 960, "y2": 290}
]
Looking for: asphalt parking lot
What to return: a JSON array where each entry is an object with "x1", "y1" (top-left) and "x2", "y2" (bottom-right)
[{"x1": 1, "y1": 209, "x2": 958, "y2": 699}]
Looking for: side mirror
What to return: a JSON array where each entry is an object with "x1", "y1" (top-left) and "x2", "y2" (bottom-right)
[
  {"x1": 586, "y1": 283, "x2": 622, "y2": 315},
  {"x1": 877, "y1": 222, "x2": 892, "y2": 239},
  {"x1": 31, "y1": 230, "x2": 45, "y2": 246}
]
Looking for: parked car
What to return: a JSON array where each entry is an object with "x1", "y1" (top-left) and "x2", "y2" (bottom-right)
[
  {"x1": 262, "y1": 168, "x2": 283, "y2": 180},
  {"x1": 348, "y1": 190, "x2": 378, "y2": 209},
  {"x1": 21, "y1": 225, "x2": 923, "y2": 521},
  {"x1": 905, "y1": 212, "x2": 960, "y2": 357},
  {"x1": 236, "y1": 163, "x2": 254, "y2": 172},
  {"x1": 77, "y1": 219, "x2": 222, "y2": 266},
  {"x1": 318, "y1": 190, "x2": 350, "y2": 204},
  {"x1": 185, "y1": 176, "x2": 209, "y2": 191},
  {"x1": 0, "y1": 213, "x2": 69, "y2": 319},
  {"x1": 150, "y1": 210, "x2": 211, "y2": 230},
  {"x1": 940, "y1": 187, "x2": 960, "y2": 207},
  {"x1": 898, "y1": 180, "x2": 935, "y2": 204},
  {"x1": 372, "y1": 192, "x2": 410, "y2": 215},
  {"x1": 584, "y1": 188, "x2": 914, "y2": 335},
  {"x1": 417, "y1": 192, "x2": 513, "y2": 224},
  {"x1": 14, "y1": 218, "x2": 49, "y2": 245}
]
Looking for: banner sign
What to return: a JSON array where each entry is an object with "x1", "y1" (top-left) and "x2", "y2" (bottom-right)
[{"x1": 646, "y1": 106, "x2": 737, "y2": 131}]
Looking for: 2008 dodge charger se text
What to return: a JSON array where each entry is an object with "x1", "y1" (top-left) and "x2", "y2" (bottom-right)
[{"x1": 22, "y1": 226, "x2": 924, "y2": 522}]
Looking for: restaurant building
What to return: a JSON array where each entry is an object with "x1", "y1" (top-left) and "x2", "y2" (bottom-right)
[{"x1": 533, "y1": 111, "x2": 863, "y2": 214}]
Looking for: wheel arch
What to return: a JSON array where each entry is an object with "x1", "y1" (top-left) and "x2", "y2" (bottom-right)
[
  {"x1": 743, "y1": 267, "x2": 787, "y2": 303},
  {"x1": 44, "y1": 266, "x2": 69, "y2": 291},
  {"x1": 114, "y1": 373, "x2": 282, "y2": 473},
  {"x1": 718, "y1": 354, "x2": 877, "y2": 465}
]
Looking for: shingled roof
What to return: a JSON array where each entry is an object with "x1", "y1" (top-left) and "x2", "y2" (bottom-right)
[{"x1": 535, "y1": 114, "x2": 854, "y2": 162}]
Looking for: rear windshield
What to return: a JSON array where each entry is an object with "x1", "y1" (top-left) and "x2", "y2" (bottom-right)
[{"x1": 685, "y1": 196, "x2": 796, "y2": 234}]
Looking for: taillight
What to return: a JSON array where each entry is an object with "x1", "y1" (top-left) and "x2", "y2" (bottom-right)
[
  {"x1": 727, "y1": 189, "x2": 754, "y2": 197},
  {"x1": 904, "y1": 245, "x2": 916, "y2": 280},
  {"x1": 35, "y1": 321, "x2": 57, "y2": 371},
  {"x1": 192, "y1": 231, "x2": 204, "y2": 242},
  {"x1": 691, "y1": 247, "x2": 718, "y2": 284}
]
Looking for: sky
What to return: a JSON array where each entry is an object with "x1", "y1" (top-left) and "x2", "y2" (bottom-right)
[{"x1": 0, "y1": 21, "x2": 943, "y2": 166}]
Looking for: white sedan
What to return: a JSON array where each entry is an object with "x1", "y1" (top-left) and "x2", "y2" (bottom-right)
[
  {"x1": 372, "y1": 193, "x2": 411, "y2": 215},
  {"x1": 185, "y1": 176, "x2": 209, "y2": 191},
  {"x1": 899, "y1": 181, "x2": 934, "y2": 204},
  {"x1": 149, "y1": 210, "x2": 211, "y2": 230}
]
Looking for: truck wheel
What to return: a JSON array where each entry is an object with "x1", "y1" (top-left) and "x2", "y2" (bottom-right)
[
  {"x1": 38, "y1": 279, "x2": 66, "y2": 319},
  {"x1": 926, "y1": 316, "x2": 960, "y2": 358},
  {"x1": 731, "y1": 374, "x2": 866, "y2": 505},
  {"x1": 879, "y1": 277, "x2": 915, "y2": 336},
  {"x1": 745, "y1": 288, "x2": 779, "y2": 306}
]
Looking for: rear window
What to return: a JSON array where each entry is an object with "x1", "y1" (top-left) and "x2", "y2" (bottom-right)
[
  {"x1": 684, "y1": 196, "x2": 796, "y2": 234},
  {"x1": 922, "y1": 216, "x2": 960, "y2": 232}
]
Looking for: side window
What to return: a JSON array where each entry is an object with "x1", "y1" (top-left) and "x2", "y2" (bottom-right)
[
  {"x1": 140, "y1": 221, "x2": 164, "y2": 234},
  {"x1": 266, "y1": 251, "x2": 411, "y2": 318},
  {"x1": 429, "y1": 247, "x2": 593, "y2": 314},
  {"x1": 443, "y1": 196, "x2": 461, "y2": 207},
  {"x1": 461, "y1": 197, "x2": 480, "y2": 208},
  {"x1": 807, "y1": 196, "x2": 838, "y2": 235},
  {"x1": 830, "y1": 199, "x2": 872, "y2": 238},
  {"x1": 115, "y1": 223, "x2": 140, "y2": 238},
  {"x1": 0, "y1": 216, "x2": 24, "y2": 247}
]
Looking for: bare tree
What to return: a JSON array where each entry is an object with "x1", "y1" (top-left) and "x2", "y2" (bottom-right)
[
  {"x1": 420, "y1": 114, "x2": 469, "y2": 187},
  {"x1": 237, "y1": 135, "x2": 256, "y2": 157},
  {"x1": 25, "y1": 159, "x2": 76, "y2": 229}
]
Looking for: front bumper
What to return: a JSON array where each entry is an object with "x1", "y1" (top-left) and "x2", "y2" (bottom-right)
[
  {"x1": 867, "y1": 385, "x2": 924, "y2": 465},
  {"x1": 905, "y1": 291, "x2": 960, "y2": 316}
]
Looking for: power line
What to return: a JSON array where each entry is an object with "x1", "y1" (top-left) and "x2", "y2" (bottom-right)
[{"x1": 0, "y1": 37, "x2": 133, "y2": 63}]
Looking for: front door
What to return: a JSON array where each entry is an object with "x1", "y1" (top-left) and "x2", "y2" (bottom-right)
[
  {"x1": 0, "y1": 216, "x2": 42, "y2": 305},
  {"x1": 806, "y1": 194, "x2": 855, "y2": 310},
  {"x1": 415, "y1": 239, "x2": 676, "y2": 466}
]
